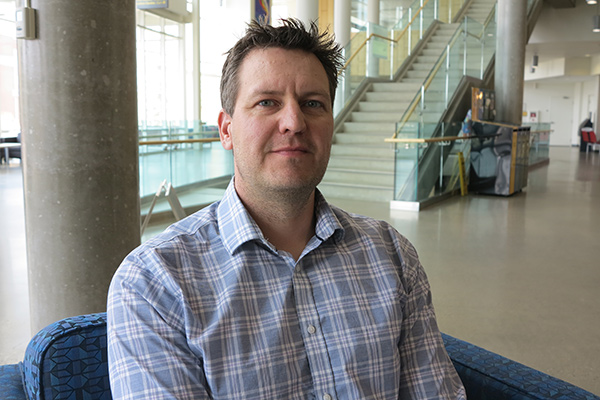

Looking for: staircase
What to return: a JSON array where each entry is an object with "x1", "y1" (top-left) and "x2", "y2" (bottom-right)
[
  {"x1": 465, "y1": 0, "x2": 496, "y2": 23},
  {"x1": 318, "y1": 0, "x2": 496, "y2": 202}
]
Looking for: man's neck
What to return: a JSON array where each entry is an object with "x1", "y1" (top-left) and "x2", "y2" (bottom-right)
[{"x1": 237, "y1": 186, "x2": 316, "y2": 261}]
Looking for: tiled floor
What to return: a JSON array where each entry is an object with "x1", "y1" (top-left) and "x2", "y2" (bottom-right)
[{"x1": 1, "y1": 147, "x2": 599, "y2": 395}]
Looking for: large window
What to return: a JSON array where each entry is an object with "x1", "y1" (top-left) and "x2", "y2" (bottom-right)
[
  {"x1": 0, "y1": 1, "x2": 18, "y2": 138},
  {"x1": 137, "y1": 10, "x2": 188, "y2": 132}
]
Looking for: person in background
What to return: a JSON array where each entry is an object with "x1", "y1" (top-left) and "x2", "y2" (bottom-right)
[{"x1": 107, "y1": 18, "x2": 466, "y2": 400}]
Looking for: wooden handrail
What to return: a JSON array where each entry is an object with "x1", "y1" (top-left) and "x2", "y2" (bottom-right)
[
  {"x1": 393, "y1": 0, "x2": 431, "y2": 42},
  {"x1": 391, "y1": 4, "x2": 498, "y2": 140},
  {"x1": 392, "y1": 26, "x2": 465, "y2": 139},
  {"x1": 385, "y1": 134, "x2": 481, "y2": 144},
  {"x1": 139, "y1": 138, "x2": 220, "y2": 145},
  {"x1": 339, "y1": 0, "x2": 431, "y2": 75},
  {"x1": 471, "y1": 119, "x2": 518, "y2": 128},
  {"x1": 339, "y1": 34, "x2": 395, "y2": 74}
]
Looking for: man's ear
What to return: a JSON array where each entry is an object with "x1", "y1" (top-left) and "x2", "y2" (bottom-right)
[{"x1": 218, "y1": 109, "x2": 233, "y2": 151}]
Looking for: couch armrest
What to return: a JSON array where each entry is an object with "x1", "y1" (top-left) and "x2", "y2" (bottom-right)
[
  {"x1": 21, "y1": 313, "x2": 110, "y2": 400},
  {"x1": 0, "y1": 364, "x2": 27, "y2": 400},
  {"x1": 442, "y1": 333, "x2": 599, "y2": 400}
]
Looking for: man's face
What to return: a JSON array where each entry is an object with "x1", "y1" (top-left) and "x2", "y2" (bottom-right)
[{"x1": 218, "y1": 47, "x2": 334, "y2": 202}]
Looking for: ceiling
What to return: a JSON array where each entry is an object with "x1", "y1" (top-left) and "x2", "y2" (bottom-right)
[{"x1": 527, "y1": 0, "x2": 600, "y2": 59}]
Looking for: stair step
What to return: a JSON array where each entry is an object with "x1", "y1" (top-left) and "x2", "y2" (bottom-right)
[
  {"x1": 358, "y1": 101, "x2": 409, "y2": 112},
  {"x1": 364, "y1": 92, "x2": 417, "y2": 102},
  {"x1": 422, "y1": 48, "x2": 446, "y2": 57},
  {"x1": 371, "y1": 82, "x2": 422, "y2": 92},
  {"x1": 318, "y1": 182, "x2": 394, "y2": 202},
  {"x1": 327, "y1": 156, "x2": 395, "y2": 171},
  {"x1": 330, "y1": 144, "x2": 395, "y2": 158},
  {"x1": 350, "y1": 112, "x2": 403, "y2": 123},
  {"x1": 416, "y1": 55, "x2": 440, "y2": 64},
  {"x1": 343, "y1": 121, "x2": 396, "y2": 133},
  {"x1": 412, "y1": 60, "x2": 436, "y2": 70},
  {"x1": 334, "y1": 132, "x2": 392, "y2": 145},
  {"x1": 405, "y1": 69, "x2": 430, "y2": 79},
  {"x1": 323, "y1": 168, "x2": 394, "y2": 187},
  {"x1": 427, "y1": 41, "x2": 448, "y2": 50}
]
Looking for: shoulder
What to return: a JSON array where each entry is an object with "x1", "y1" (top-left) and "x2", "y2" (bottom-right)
[
  {"x1": 330, "y1": 204, "x2": 412, "y2": 248},
  {"x1": 329, "y1": 204, "x2": 423, "y2": 278},
  {"x1": 113, "y1": 202, "x2": 222, "y2": 289}
]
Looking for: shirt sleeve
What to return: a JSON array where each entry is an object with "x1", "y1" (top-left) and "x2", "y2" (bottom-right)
[
  {"x1": 395, "y1": 236, "x2": 466, "y2": 399},
  {"x1": 107, "y1": 253, "x2": 211, "y2": 400}
]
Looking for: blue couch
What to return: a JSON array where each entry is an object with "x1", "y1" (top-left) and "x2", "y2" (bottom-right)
[{"x1": 1, "y1": 313, "x2": 598, "y2": 399}]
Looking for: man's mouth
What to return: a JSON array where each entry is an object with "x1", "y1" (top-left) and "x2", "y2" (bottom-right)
[{"x1": 271, "y1": 146, "x2": 310, "y2": 155}]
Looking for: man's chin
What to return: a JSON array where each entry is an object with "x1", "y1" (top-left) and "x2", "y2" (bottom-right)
[{"x1": 265, "y1": 178, "x2": 323, "y2": 203}]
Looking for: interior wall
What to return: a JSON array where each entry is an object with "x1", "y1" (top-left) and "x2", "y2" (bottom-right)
[
  {"x1": 528, "y1": 0, "x2": 599, "y2": 50},
  {"x1": 199, "y1": 0, "x2": 250, "y2": 125},
  {"x1": 524, "y1": 81, "x2": 576, "y2": 146},
  {"x1": 524, "y1": 77, "x2": 599, "y2": 146},
  {"x1": 319, "y1": 0, "x2": 335, "y2": 33}
]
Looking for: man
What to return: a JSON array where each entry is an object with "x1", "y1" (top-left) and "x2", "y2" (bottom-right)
[{"x1": 108, "y1": 19, "x2": 465, "y2": 399}]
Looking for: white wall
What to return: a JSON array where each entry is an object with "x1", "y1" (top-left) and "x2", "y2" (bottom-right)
[
  {"x1": 573, "y1": 76, "x2": 600, "y2": 135},
  {"x1": 524, "y1": 82, "x2": 576, "y2": 146},
  {"x1": 199, "y1": 0, "x2": 250, "y2": 125},
  {"x1": 524, "y1": 77, "x2": 599, "y2": 146},
  {"x1": 528, "y1": 0, "x2": 599, "y2": 48}
]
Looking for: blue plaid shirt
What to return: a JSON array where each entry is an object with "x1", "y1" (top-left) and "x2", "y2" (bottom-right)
[{"x1": 108, "y1": 180, "x2": 465, "y2": 399}]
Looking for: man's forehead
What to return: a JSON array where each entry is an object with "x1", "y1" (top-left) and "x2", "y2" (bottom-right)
[{"x1": 238, "y1": 48, "x2": 329, "y2": 86}]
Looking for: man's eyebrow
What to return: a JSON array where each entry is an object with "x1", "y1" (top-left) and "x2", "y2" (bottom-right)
[
  {"x1": 301, "y1": 90, "x2": 331, "y2": 99},
  {"x1": 248, "y1": 89, "x2": 330, "y2": 99}
]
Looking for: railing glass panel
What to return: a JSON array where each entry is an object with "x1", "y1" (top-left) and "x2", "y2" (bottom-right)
[
  {"x1": 394, "y1": 121, "x2": 469, "y2": 202},
  {"x1": 394, "y1": 13, "x2": 491, "y2": 140},
  {"x1": 524, "y1": 122, "x2": 551, "y2": 166},
  {"x1": 392, "y1": 5, "x2": 498, "y2": 201},
  {"x1": 335, "y1": 0, "x2": 469, "y2": 118},
  {"x1": 391, "y1": 0, "x2": 544, "y2": 204},
  {"x1": 138, "y1": 122, "x2": 233, "y2": 199}
]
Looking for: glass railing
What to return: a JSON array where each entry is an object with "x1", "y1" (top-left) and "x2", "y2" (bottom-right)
[
  {"x1": 524, "y1": 122, "x2": 551, "y2": 166},
  {"x1": 334, "y1": 0, "x2": 468, "y2": 117},
  {"x1": 389, "y1": 0, "x2": 543, "y2": 204},
  {"x1": 394, "y1": 12, "x2": 496, "y2": 141},
  {"x1": 138, "y1": 122, "x2": 233, "y2": 200},
  {"x1": 388, "y1": 4, "x2": 498, "y2": 202},
  {"x1": 392, "y1": 121, "x2": 470, "y2": 202}
]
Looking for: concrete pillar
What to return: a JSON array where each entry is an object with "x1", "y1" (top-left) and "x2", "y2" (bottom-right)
[
  {"x1": 297, "y1": 0, "x2": 319, "y2": 27},
  {"x1": 334, "y1": 0, "x2": 351, "y2": 115},
  {"x1": 366, "y1": 0, "x2": 381, "y2": 77},
  {"x1": 334, "y1": 0, "x2": 351, "y2": 47},
  {"x1": 192, "y1": 0, "x2": 202, "y2": 131},
  {"x1": 17, "y1": 0, "x2": 140, "y2": 333},
  {"x1": 367, "y1": 0, "x2": 380, "y2": 25},
  {"x1": 495, "y1": 0, "x2": 527, "y2": 125}
]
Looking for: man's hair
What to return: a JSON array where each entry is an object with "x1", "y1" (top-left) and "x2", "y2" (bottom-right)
[{"x1": 220, "y1": 18, "x2": 344, "y2": 115}]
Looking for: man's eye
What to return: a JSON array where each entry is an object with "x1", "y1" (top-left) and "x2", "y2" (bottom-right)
[
  {"x1": 305, "y1": 100, "x2": 323, "y2": 108},
  {"x1": 258, "y1": 100, "x2": 275, "y2": 107}
]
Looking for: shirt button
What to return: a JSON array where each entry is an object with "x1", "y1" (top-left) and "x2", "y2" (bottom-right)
[
  {"x1": 307, "y1": 324, "x2": 317, "y2": 334},
  {"x1": 323, "y1": 394, "x2": 333, "y2": 400}
]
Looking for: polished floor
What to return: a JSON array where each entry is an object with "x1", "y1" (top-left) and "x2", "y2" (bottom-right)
[{"x1": 1, "y1": 147, "x2": 599, "y2": 395}]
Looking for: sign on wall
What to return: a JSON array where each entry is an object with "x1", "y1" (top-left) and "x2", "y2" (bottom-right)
[{"x1": 137, "y1": 0, "x2": 168, "y2": 10}]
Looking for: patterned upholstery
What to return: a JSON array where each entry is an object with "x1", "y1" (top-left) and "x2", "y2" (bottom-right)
[
  {"x1": 21, "y1": 313, "x2": 111, "y2": 400},
  {"x1": 2, "y1": 313, "x2": 600, "y2": 399},
  {"x1": 0, "y1": 364, "x2": 26, "y2": 400},
  {"x1": 442, "y1": 333, "x2": 600, "y2": 400}
]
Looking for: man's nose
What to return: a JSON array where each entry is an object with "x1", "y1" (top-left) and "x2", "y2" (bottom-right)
[{"x1": 278, "y1": 102, "x2": 306, "y2": 134}]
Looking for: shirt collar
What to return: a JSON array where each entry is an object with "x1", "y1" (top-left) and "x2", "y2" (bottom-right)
[
  {"x1": 217, "y1": 179, "x2": 265, "y2": 255},
  {"x1": 217, "y1": 179, "x2": 345, "y2": 255},
  {"x1": 313, "y1": 189, "x2": 345, "y2": 243}
]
